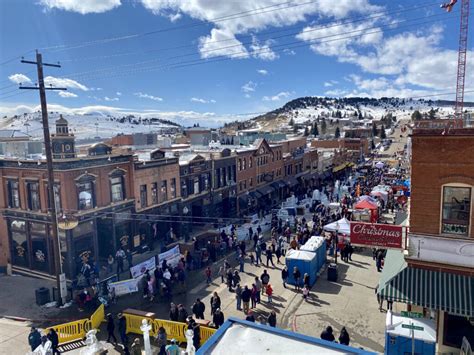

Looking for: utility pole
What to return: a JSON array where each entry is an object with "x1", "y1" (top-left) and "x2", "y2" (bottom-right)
[{"x1": 20, "y1": 51, "x2": 67, "y2": 306}]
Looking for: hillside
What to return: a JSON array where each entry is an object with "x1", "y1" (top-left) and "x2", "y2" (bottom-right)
[
  {"x1": 0, "y1": 112, "x2": 181, "y2": 140},
  {"x1": 223, "y1": 97, "x2": 474, "y2": 132}
]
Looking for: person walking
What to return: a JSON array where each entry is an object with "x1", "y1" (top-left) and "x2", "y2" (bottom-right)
[
  {"x1": 210, "y1": 292, "x2": 221, "y2": 316},
  {"x1": 267, "y1": 311, "x2": 277, "y2": 327},
  {"x1": 213, "y1": 308, "x2": 225, "y2": 328},
  {"x1": 238, "y1": 252, "x2": 245, "y2": 273},
  {"x1": 250, "y1": 284, "x2": 257, "y2": 309},
  {"x1": 281, "y1": 266, "x2": 289, "y2": 288},
  {"x1": 241, "y1": 286, "x2": 251, "y2": 314},
  {"x1": 118, "y1": 313, "x2": 128, "y2": 346},
  {"x1": 254, "y1": 276, "x2": 262, "y2": 304},
  {"x1": 260, "y1": 270, "x2": 270, "y2": 295},
  {"x1": 218, "y1": 265, "x2": 225, "y2": 283},
  {"x1": 293, "y1": 266, "x2": 301, "y2": 291},
  {"x1": 265, "y1": 247, "x2": 275, "y2": 267},
  {"x1": 192, "y1": 298, "x2": 205, "y2": 320},
  {"x1": 303, "y1": 273, "x2": 310, "y2": 289},
  {"x1": 106, "y1": 313, "x2": 118, "y2": 343},
  {"x1": 28, "y1": 327, "x2": 42, "y2": 352},
  {"x1": 320, "y1": 326, "x2": 335, "y2": 342},
  {"x1": 47, "y1": 328, "x2": 60, "y2": 355},
  {"x1": 205, "y1": 266, "x2": 212, "y2": 284},
  {"x1": 275, "y1": 245, "x2": 282, "y2": 264},
  {"x1": 166, "y1": 339, "x2": 180, "y2": 355},
  {"x1": 339, "y1": 327, "x2": 350, "y2": 346},
  {"x1": 115, "y1": 247, "x2": 125, "y2": 279},
  {"x1": 266, "y1": 284, "x2": 273, "y2": 303},
  {"x1": 255, "y1": 243, "x2": 262, "y2": 266},
  {"x1": 156, "y1": 326, "x2": 167, "y2": 355},
  {"x1": 131, "y1": 338, "x2": 141, "y2": 355},
  {"x1": 107, "y1": 254, "x2": 114, "y2": 274},
  {"x1": 235, "y1": 283, "x2": 242, "y2": 311}
]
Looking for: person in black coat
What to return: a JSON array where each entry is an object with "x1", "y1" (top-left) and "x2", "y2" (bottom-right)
[
  {"x1": 339, "y1": 327, "x2": 350, "y2": 346},
  {"x1": 169, "y1": 302, "x2": 179, "y2": 321},
  {"x1": 118, "y1": 313, "x2": 127, "y2": 345},
  {"x1": 47, "y1": 328, "x2": 60, "y2": 355},
  {"x1": 192, "y1": 298, "x2": 206, "y2": 320},
  {"x1": 177, "y1": 304, "x2": 188, "y2": 323},
  {"x1": 212, "y1": 308, "x2": 225, "y2": 328},
  {"x1": 320, "y1": 326, "x2": 335, "y2": 342},
  {"x1": 28, "y1": 327, "x2": 42, "y2": 351},
  {"x1": 281, "y1": 267, "x2": 289, "y2": 288},
  {"x1": 106, "y1": 313, "x2": 118, "y2": 343},
  {"x1": 267, "y1": 311, "x2": 277, "y2": 327}
]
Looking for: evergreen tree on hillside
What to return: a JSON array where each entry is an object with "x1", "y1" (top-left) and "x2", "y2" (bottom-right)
[
  {"x1": 321, "y1": 119, "x2": 327, "y2": 135},
  {"x1": 380, "y1": 125, "x2": 387, "y2": 139},
  {"x1": 372, "y1": 123, "x2": 378, "y2": 137},
  {"x1": 312, "y1": 122, "x2": 319, "y2": 136},
  {"x1": 289, "y1": 118, "x2": 295, "y2": 126},
  {"x1": 293, "y1": 124, "x2": 298, "y2": 134},
  {"x1": 411, "y1": 110, "x2": 422, "y2": 121},
  {"x1": 335, "y1": 126, "x2": 341, "y2": 138},
  {"x1": 428, "y1": 108, "x2": 436, "y2": 120}
]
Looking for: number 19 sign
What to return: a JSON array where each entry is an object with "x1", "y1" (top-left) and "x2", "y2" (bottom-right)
[{"x1": 350, "y1": 222, "x2": 403, "y2": 249}]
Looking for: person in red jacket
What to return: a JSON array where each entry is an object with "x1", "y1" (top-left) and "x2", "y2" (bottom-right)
[{"x1": 266, "y1": 284, "x2": 273, "y2": 303}]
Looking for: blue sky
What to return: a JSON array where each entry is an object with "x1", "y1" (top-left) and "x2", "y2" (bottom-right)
[{"x1": 0, "y1": 0, "x2": 473, "y2": 124}]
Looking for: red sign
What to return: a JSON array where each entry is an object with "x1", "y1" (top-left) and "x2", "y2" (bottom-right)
[{"x1": 350, "y1": 222, "x2": 403, "y2": 249}]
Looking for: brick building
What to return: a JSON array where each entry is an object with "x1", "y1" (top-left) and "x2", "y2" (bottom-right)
[
  {"x1": 379, "y1": 127, "x2": 474, "y2": 353},
  {"x1": 311, "y1": 137, "x2": 369, "y2": 156},
  {"x1": 0, "y1": 118, "x2": 135, "y2": 278}
]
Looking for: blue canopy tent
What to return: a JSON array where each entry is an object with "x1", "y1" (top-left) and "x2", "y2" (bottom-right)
[{"x1": 285, "y1": 249, "x2": 318, "y2": 287}]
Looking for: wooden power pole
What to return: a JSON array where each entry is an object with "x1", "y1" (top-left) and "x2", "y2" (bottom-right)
[{"x1": 20, "y1": 51, "x2": 67, "y2": 306}]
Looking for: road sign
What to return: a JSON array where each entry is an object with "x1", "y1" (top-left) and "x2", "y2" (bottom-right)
[
  {"x1": 402, "y1": 324, "x2": 424, "y2": 331},
  {"x1": 401, "y1": 311, "x2": 423, "y2": 319}
]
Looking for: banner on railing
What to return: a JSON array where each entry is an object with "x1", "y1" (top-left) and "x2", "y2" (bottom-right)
[
  {"x1": 130, "y1": 256, "x2": 156, "y2": 279},
  {"x1": 350, "y1": 222, "x2": 403, "y2": 249},
  {"x1": 109, "y1": 278, "x2": 139, "y2": 296},
  {"x1": 158, "y1": 245, "x2": 181, "y2": 268}
]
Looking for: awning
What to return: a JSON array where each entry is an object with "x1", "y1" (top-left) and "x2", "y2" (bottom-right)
[
  {"x1": 271, "y1": 180, "x2": 286, "y2": 189},
  {"x1": 333, "y1": 163, "x2": 349, "y2": 173},
  {"x1": 257, "y1": 185, "x2": 274, "y2": 196},
  {"x1": 378, "y1": 250, "x2": 474, "y2": 317},
  {"x1": 285, "y1": 176, "x2": 299, "y2": 187}
]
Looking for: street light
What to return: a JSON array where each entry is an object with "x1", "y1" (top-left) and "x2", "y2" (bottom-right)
[{"x1": 334, "y1": 221, "x2": 339, "y2": 264}]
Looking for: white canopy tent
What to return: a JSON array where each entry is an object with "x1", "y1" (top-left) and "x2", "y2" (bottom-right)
[{"x1": 323, "y1": 217, "x2": 351, "y2": 235}]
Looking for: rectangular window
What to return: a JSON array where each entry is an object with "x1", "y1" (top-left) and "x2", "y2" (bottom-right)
[
  {"x1": 46, "y1": 184, "x2": 61, "y2": 211},
  {"x1": 27, "y1": 182, "x2": 40, "y2": 211},
  {"x1": 151, "y1": 182, "x2": 158, "y2": 204},
  {"x1": 442, "y1": 186, "x2": 471, "y2": 236},
  {"x1": 443, "y1": 313, "x2": 474, "y2": 348},
  {"x1": 110, "y1": 176, "x2": 124, "y2": 202},
  {"x1": 160, "y1": 180, "x2": 168, "y2": 202},
  {"x1": 7, "y1": 180, "x2": 20, "y2": 208},
  {"x1": 140, "y1": 185, "x2": 147, "y2": 208},
  {"x1": 181, "y1": 180, "x2": 188, "y2": 198},
  {"x1": 249, "y1": 178, "x2": 253, "y2": 187},
  {"x1": 216, "y1": 168, "x2": 221, "y2": 188},
  {"x1": 194, "y1": 177, "x2": 200, "y2": 194},
  {"x1": 170, "y1": 178, "x2": 177, "y2": 199},
  {"x1": 78, "y1": 182, "x2": 94, "y2": 210}
]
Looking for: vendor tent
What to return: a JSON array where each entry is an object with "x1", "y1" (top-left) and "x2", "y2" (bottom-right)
[
  {"x1": 285, "y1": 249, "x2": 318, "y2": 287},
  {"x1": 375, "y1": 161, "x2": 385, "y2": 169},
  {"x1": 355, "y1": 200, "x2": 378, "y2": 223},
  {"x1": 323, "y1": 217, "x2": 351, "y2": 235}
]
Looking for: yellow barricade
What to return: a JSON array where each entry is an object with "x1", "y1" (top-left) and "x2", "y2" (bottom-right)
[
  {"x1": 90, "y1": 304, "x2": 105, "y2": 329},
  {"x1": 199, "y1": 325, "x2": 217, "y2": 345},
  {"x1": 48, "y1": 318, "x2": 91, "y2": 344}
]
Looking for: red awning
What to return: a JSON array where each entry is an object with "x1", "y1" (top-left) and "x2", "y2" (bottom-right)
[{"x1": 354, "y1": 200, "x2": 378, "y2": 210}]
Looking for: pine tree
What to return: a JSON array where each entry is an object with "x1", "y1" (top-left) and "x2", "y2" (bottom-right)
[
  {"x1": 321, "y1": 119, "x2": 327, "y2": 135},
  {"x1": 335, "y1": 126, "x2": 341, "y2": 138},
  {"x1": 289, "y1": 118, "x2": 295, "y2": 126},
  {"x1": 380, "y1": 125, "x2": 387, "y2": 139},
  {"x1": 411, "y1": 110, "x2": 422, "y2": 121},
  {"x1": 372, "y1": 123, "x2": 378, "y2": 137},
  {"x1": 312, "y1": 122, "x2": 319, "y2": 136},
  {"x1": 428, "y1": 108, "x2": 436, "y2": 120},
  {"x1": 293, "y1": 124, "x2": 298, "y2": 134}
]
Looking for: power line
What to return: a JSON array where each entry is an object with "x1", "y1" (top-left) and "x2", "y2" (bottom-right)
[{"x1": 56, "y1": 1, "x2": 440, "y2": 64}]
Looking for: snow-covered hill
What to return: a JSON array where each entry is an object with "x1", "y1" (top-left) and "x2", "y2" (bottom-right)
[
  {"x1": 0, "y1": 111, "x2": 181, "y2": 140},
  {"x1": 223, "y1": 97, "x2": 474, "y2": 132}
]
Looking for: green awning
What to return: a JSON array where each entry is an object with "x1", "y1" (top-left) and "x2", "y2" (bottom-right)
[{"x1": 378, "y1": 251, "x2": 474, "y2": 317}]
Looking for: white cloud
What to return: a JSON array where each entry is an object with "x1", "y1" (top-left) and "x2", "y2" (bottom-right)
[
  {"x1": 104, "y1": 96, "x2": 119, "y2": 102},
  {"x1": 58, "y1": 91, "x2": 78, "y2": 98},
  {"x1": 262, "y1": 91, "x2": 291, "y2": 101},
  {"x1": 198, "y1": 28, "x2": 249, "y2": 59},
  {"x1": 324, "y1": 89, "x2": 349, "y2": 97},
  {"x1": 44, "y1": 76, "x2": 89, "y2": 91},
  {"x1": 8, "y1": 73, "x2": 32, "y2": 84},
  {"x1": 283, "y1": 49, "x2": 296, "y2": 56},
  {"x1": 241, "y1": 81, "x2": 257, "y2": 93},
  {"x1": 191, "y1": 97, "x2": 216, "y2": 104},
  {"x1": 168, "y1": 12, "x2": 182, "y2": 22},
  {"x1": 250, "y1": 37, "x2": 278, "y2": 61},
  {"x1": 116, "y1": 92, "x2": 122, "y2": 96},
  {"x1": 134, "y1": 92, "x2": 163, "y2": 101},
  {"x1": 244, "y1": 93, "x2": 251, "y2": 99},
  {"x1": 38, "y1": 0, "x2": 121, "y2": 14},
  {"x1": 323, "y1": 80, "x2": 339, "y2": 87},
  {"x1": 257, "y1": 69, "x2": 268, "y2": 75}
]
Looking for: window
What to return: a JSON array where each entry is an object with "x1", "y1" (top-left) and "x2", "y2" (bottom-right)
[
  {"x1": 221, "y1": 167, "x2": 226, "y2": 186},
  {"x1": 46, "y1": 184, "x2": 61, "y2": 211},
  {"x1": 160, "y1": 180, "x2": 168, "y2": 202},
  {"x1": 249, "y1": 157, "x2": 253, "y2": 168},
  {"x1": 7, "y1": 180, "x2": 20, "y2": 208},
  {"x1": 194, "y1": 177, "x2": 200, "y2": 194},
  {"x1": 110, "y1": 176, "x2": 125, "y2": 202},
  {"x1": 26, "y1": 182, "x2": 40, "y2": 211},
  {"x1": 78, "y1": 182, "x2": 95, "y2": 210},
  {"x1": 170, "y1": 178, "x2": 177, "y2": 199},
  {"x1": 238, "y1": 159, "x2": 242, "y2": 171},
  {"x1": 203, "y1": 174, "x2": 210, "y2": 191},
  {"x1": 442, "y1": 186, "x2": 471, "y2": 236},
  {"x1": 140, "y1": 185, "x2": 147, "y2": 208},
  {"x1": 10, "y1": 219, "x2": 28, "y2": 267},
  {"x1": 216, "y1": 168, "x2": 221, "y2": 188},
  {"x1": 181, "y1": 180, "x2": 188, "y2": 198},
  {"x1": 443, "y1": 313, "x2": 474, "y2": 349},
  {"x1": 243, "y1": 158, "x2": 247, "y2": 170},
  {"x1": 151, "y1": 183, "x2": 158, "y2": 204},
  {"x1": 249, "y1": 178, "x2": 253, "y2": 187}
]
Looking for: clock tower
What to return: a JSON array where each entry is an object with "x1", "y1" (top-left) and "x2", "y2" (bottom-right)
[{"x1": 51, "y1": 115, "x2": 76, "y2": 159}]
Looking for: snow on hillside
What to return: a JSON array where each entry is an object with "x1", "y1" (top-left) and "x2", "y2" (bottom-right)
[{"x1": 0, "y1": 112, "x2": 180, "y2": 140}]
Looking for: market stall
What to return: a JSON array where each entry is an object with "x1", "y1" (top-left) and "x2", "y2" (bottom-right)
[{"x1": 354, "y1": 199, "x2": 378, "y2": 223}]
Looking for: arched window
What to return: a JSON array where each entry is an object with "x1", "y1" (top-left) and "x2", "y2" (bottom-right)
[{"x1": 76, "y1": 174, "x2": 96, "y2": 210}]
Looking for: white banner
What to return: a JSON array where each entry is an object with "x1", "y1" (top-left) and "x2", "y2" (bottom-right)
[
  {"x1": 109, "y1": 278, "x2": 139, "y2": 297},
  {"x1": 158, "y1": 245, "x2": 181, "y2": 268},
  {"x1": 130, "y1": 256, "x2": 156, "y2": 279}
]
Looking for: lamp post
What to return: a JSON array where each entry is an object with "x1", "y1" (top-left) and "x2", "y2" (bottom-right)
[{"x1": 334, "y1": 221, "x2": 339, "y2": 264}]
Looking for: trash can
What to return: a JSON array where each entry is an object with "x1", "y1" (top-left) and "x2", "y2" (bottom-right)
[
  {"x1": 327, "y1": 263, "x2": 338, "y2": 282},
  {"x1": 35, "y1": 287, "x2": 50, "y2": 306}
]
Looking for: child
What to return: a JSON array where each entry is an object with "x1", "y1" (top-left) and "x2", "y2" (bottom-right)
[
  {"x1": 205, "y1": 266, "x2": 212, "y2": 284},
  {"x1": 266, "y1": 284, "x2": 273, "y2": 303},
  {"x1": 303, "y1": 286, "x2": 309, "y2": 301}
]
